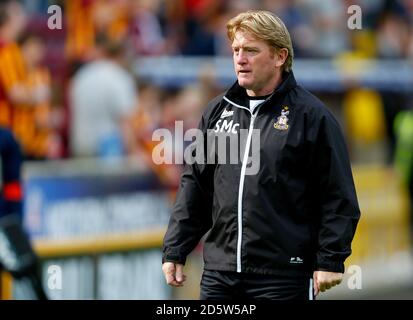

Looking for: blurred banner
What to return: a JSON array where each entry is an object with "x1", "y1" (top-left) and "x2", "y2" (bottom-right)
[
  {"x1": 13, "y1": 158, "x2": 174, "y2": 299},
  {"x1": 23, "y1": 159, "x2": 170, "y2": 239}
]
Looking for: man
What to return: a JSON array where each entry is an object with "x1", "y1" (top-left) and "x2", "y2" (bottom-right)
[
  {"x1": 69, "y1": 34, "x2": 138, "y2": 158},
  {"x1": 162, "y1": 10, "x2": 360, "y2": 300}
]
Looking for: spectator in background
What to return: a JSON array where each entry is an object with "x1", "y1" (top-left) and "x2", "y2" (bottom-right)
[
  {"x1": 377, "y1": 13, "x2": 411, "y2": 59},
  {"x1": 394, "y1": 108, "x2": 413, "y2": 249},
  {"x1": 18, "y1": 33, "x2": 62, "y2": 159},
  {"x1": 261, "y1": 0, "x2": 315, "y2": 58},
  {"x1": 132, "y1": 83, "x2": 182, "y2": 187},
  {"x1": 375, "y1": 4, "x2": 411, "y2": 162},
  {"x1": 0, "y1": 0, "x2": 57, "y2": 160},
  {"x1": 298, "y1": 0, "x2": 349, "y2": 58},
  {"x1": 65, "y1": 0, "x2": 131, "y2": 75},
  {"x1": 181, "y1": 0, "x2": 225, "y2": 56},
  {"x1": 0, "y1": 0, "x2": 27, "y2": 128},
  {"x1": 129, "y1": 0, "x2": 166, "y2": 56},
  {"x1": 69, "y1": 34, "x2": 138, "y2": 158}
]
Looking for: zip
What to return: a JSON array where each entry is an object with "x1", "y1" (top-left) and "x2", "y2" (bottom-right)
[
  {"x1": 236, "y1": 112, "x2": 257, "y2": 272},
  {"x1": 223, "y1": 96, "x2": 263, "y2": 273}
]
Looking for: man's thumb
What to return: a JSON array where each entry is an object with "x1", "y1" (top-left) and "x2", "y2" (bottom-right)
[{"x1": 175, "y1": 264, "x2": 184, "y2": 282}]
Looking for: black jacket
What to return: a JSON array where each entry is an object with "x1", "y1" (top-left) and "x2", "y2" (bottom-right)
[{"x1": 162, "y1": 71, "x2": 360, "y2": 277}]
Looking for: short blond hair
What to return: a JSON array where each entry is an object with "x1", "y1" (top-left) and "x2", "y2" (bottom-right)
[{"x1": 227, "y1": 10, "x2": 294, "y2": 72}]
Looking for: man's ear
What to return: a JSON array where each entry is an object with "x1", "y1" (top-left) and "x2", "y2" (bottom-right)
[{"x1": 275, "y1": 48, "x2": 288, "y2": 68}]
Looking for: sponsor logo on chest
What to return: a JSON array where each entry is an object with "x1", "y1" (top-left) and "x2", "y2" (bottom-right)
[
  {"x1": 220, "y1": 109, "x2": 234, "y2": 118},
  {"x1": 215, "y1": 109, "x2": 239, "y2": 134}
]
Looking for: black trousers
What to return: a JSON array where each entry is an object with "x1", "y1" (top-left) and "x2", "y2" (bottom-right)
[{"x1": 200, "y1": 270, "x2": 314, "y2": 300}]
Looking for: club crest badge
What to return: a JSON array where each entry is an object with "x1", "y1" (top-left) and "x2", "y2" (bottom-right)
[{"x1": 274, "y1": 106, "x2": 289, "y2": 130}]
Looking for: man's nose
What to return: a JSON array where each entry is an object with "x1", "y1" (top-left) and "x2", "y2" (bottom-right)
[{"x1": 235, "y1": 51, "x2": 247, "y2": 65}]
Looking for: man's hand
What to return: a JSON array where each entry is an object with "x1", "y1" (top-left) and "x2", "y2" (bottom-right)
[
  {"x1": 162, "y1": 262, "x2": 186, "y2": 287},
  {"x1": 313, "y1": 271, "x2": 343, "y2": 296}
]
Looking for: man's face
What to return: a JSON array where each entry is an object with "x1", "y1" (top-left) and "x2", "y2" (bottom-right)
[{"x1": 231, "y1": 31, "x2": 284, "y2": 96}]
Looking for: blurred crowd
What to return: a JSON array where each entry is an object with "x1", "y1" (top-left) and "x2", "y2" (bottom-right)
[{"x1": 0, "y1": 0, "x2": 412, "y2": 187}]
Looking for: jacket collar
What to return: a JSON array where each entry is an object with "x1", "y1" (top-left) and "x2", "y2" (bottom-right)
[{"x1": 224, "y1": 71, "x2": 297, "y2": 108}]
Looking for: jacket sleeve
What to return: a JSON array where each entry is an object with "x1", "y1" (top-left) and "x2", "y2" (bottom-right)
[
  {"x1": 162, "y1": 109, "x2": 215, "y2": 265},
  {"x1": 310, "y1": 111, "x2": 361, "y2": 273}
]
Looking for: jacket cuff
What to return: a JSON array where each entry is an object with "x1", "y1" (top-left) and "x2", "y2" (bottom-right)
[
  {"x1": 162, "y1": 253, "x2": 187, "y2": 265},
  {"x1": 315, "y1": 257, "x2": 345, "y2": 273}
]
